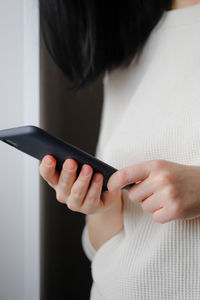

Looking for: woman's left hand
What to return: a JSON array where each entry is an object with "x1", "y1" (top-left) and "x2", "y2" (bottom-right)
[{"x1": 107, "y1": 159, "x2": 200, "y2": 223}]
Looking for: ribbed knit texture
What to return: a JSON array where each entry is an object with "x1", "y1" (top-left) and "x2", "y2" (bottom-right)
[{"x1": 82, "y1": 4, "x2": 200, "y2": 299}]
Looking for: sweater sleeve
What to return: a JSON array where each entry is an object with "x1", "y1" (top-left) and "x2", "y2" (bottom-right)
[{"x1": 81, "y1": 217, "x2": 97, "y2": 262}]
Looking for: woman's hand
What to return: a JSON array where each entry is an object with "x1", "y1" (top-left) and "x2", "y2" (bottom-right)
[
  {"x1": 39, "y1": 154, "x2": 121, "y2": 215},
  {"x1": 107, "y1": 159, "x2": 200, "y2": 223}
]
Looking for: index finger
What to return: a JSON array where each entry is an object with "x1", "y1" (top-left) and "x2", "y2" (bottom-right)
[
  {"x1": 107, "y1": 160, "x2": 152, "y2": 192},
  {"x1": 39, "y1": 155, "x2": 59, "y2": 188}
]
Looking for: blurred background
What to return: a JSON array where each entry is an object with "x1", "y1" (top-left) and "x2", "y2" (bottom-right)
[{"x1": 0, "y1": 1, "x2": 103, "y2": 299}]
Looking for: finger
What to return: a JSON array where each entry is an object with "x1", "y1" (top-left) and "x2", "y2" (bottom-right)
[
  {"x1": 39, "y1": 155, "x2": 59, "y2": 188},
  {"x1": 141, "y1": 193, "x2": 163, "y2": 213},
  {"x1": 57, "y1": 158, "x2": 78, "y2": 199},
  {"x1": 66, "y1": 164, "x2": 93, "y2": 210},
  {"x1": 127, "y1": 178, "x2": 154, "y2": 203},
  {"x1": 107, "y1": 160, "x2": 152, "y2": 192},
  {"x1": 153, "y1": 206, "x2": 171, "y2": 224},
  {"x1": 80, "y1": 173, "x2": 104, "y2": 214}
]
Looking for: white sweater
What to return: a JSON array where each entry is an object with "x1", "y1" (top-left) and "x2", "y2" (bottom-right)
[{"x1": 82, "y1": 4, "x2": 200, "y2": 300}]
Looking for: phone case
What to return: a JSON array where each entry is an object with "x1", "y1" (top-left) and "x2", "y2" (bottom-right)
[{"x1": 0, "y1": 125, "x2": 135, "y2": 192}]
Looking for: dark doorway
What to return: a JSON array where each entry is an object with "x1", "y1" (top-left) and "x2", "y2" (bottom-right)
[{"x1": 40, "y1": 32, "x2": 103, "y2": 300}]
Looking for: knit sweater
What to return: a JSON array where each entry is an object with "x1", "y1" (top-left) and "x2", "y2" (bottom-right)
[{"x1": 82, "y1": 4, "x2": 200, "y2": 300}]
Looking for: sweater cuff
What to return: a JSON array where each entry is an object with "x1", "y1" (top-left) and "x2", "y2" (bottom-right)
[{"x1": 81, "y1": 222, "x2": 97, "y2": 262}]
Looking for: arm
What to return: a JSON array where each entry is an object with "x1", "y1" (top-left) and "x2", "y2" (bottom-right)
[{"x1": 86, "y1": 189, "x2": 123, "y2": 251}]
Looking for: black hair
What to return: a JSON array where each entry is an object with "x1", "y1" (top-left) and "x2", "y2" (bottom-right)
[{"x1": 39, "y1": 0, "x2": 173, "y2": 90}]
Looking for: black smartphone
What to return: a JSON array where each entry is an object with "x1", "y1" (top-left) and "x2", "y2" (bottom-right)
[{"x1": 0, "y1": 125, "x2": 135, "y2": 192}]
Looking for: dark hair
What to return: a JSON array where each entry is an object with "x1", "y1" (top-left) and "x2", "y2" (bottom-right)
[{"x1": 39, "y1": 0, "x2": 173, "y2": 90}]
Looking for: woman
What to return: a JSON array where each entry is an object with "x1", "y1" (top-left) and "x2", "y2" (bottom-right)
[{"x1": 39, "y1": 0, "x2": 200, "y2": 299}]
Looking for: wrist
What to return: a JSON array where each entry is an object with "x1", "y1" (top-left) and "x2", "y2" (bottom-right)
[{"x1": 86, "y1": 190, "x2": 123, "y2": 250}]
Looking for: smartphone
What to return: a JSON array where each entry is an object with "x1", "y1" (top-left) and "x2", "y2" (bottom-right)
[{"x1": 0, "y1": 125, "x2": 135, "y2": 192}]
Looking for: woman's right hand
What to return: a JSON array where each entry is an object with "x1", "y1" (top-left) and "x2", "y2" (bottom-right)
[{"x1": 39, "y1": 154, "x2": 122, "y2": 215}]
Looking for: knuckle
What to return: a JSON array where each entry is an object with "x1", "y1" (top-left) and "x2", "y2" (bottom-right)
[
  {"x1": 56, "y1": 191, "x2": 64, "y2": 203},
  {"x1": 87, "y1": 194, "x2": 96, "y2": 203},
  {"x1": 166, "y1": 185, "x2": 179, "y2": 199},
  {"x1": 151, "y1": 159, "x2": 166, "y2": 171},
  {"x1": 59, "y1": 173, "x2": 70, "y2": 184},
  {"x1": 163, "y1": 171, "x2": 174, "y2": 184},
  {"x1": 157, "y1": 171, "x2": 174, "y2": 186},
  {"x1": 67, "y1": 201, "x2": 77, "y2": 211},
  {"x1": 71, "y1": 188, "x2": 82, "y2": 199}
]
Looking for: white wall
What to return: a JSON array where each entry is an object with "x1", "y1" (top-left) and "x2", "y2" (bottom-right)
[{"x1": 0, "y1": 1, "x2": 40, "y2": 300}]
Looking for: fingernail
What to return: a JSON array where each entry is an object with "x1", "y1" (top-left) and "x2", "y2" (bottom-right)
[
  {"x1": 44, "y1": 156, "x2": 53, "y2": 165},
  {"x1": 94, "y1": 174, "x2": 102, "y2": 183},
  {"x1": 65, "y1": 159, "x2": 76, "y2": 170},
  {"x1": 82, "y1": 165, "x2": 90, "y2": 176}
]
